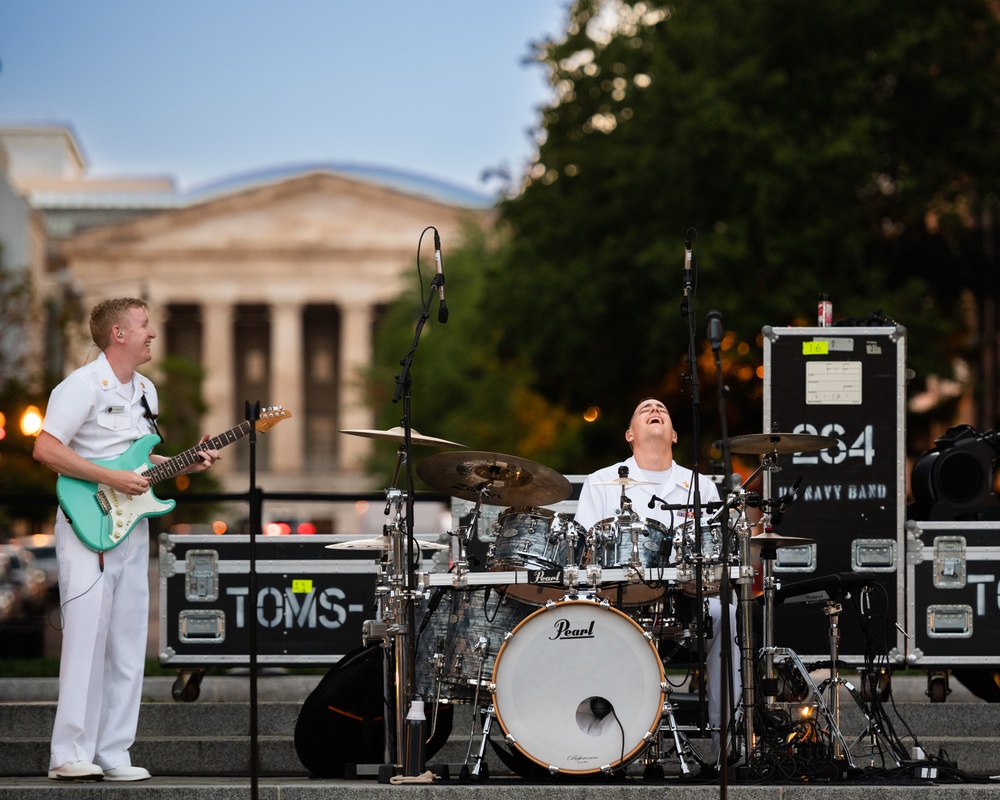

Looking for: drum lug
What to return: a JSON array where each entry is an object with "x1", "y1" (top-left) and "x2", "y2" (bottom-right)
[
  {"x1": 505, "y1": 732, "x2": 517, "y2": 747},
  {"x1": 487, "y1": 682, "x2": 496, "y2": 693},
  {"x1": 548, "y1": 764, "x2": 560, "y2": 776},
  {"x1": 599, "y1": 764, "x2": 614, "y2": 774}
]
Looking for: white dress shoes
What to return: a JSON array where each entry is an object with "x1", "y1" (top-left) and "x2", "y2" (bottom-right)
[
  {"x1": 103, "y1": 765, "x2": 152, "y2": 781},
  {"x1": 48, "y1": 760, "x2": 104, "y2": 781}
]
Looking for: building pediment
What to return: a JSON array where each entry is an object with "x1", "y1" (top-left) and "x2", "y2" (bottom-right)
[{"x1": 63, "y1": 169, "x2": 489, "y2": 258}]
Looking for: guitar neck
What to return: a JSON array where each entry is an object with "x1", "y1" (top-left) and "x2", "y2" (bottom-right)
[{"x1": 142, "y1": 421, "x2": 252, "y2": 485}]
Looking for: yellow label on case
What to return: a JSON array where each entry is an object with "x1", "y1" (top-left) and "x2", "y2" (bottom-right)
[
  {"x1": 803, "y1": 341, "x2": 829, "y2": 355},
  {"x1": 292, "y1": 579, "x2": 313, "y2": 594}
]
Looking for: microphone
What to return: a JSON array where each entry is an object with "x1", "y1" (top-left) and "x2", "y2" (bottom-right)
[
  {"x1": 681, "y1": 234, "x2": 693, "y2": 315},
  {"x1": 433, "y1": 230, "x2": 448, "y2": 324},
  {"x1": 707, "y1": 309, "x2": 724, "y2": 351}
]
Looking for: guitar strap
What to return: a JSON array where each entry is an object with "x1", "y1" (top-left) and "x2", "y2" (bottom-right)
[{"x1": 140, "y1": 393, "x2": 162, "y2": 440}]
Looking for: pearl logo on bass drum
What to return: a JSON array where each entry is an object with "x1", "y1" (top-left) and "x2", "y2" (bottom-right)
[{"x1": 549, "y1": 617, "x2": 596, "y2": 640}]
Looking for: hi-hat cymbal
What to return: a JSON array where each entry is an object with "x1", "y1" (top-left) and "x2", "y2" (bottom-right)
[
  {"x1": 340, "y1": 426, "x2": 465, "y2": 449},
  {"x1": 325, "y1": 536, "x2": 449, "y2": 551},
  {"x1": 749, "y1": 531, "x2": 815, "y2": 550},
  {"x1": 417, "y1": 450, "x2": 572, "y2": 507},
  {"x1": 724, "y1": 432, "x2": 839, "y2": 455},
  {"x1": 592, "y1": 476, "x2": 658, "y2": 487}
]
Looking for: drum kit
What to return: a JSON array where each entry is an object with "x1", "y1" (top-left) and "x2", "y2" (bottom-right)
[{"x1": 332, "y1": 425, "x2": 848, "y2": 780}]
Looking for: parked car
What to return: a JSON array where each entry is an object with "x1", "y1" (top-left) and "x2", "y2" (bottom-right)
[
  {"x1": 0, "y1": 542, "x2": 50, "y2": 613},
  {"x1": 12, "y1": 534, "x2": 58, "y2": 601},
  {"x1": 0, "y1": 554, "x2": 24, "y2": 624}
]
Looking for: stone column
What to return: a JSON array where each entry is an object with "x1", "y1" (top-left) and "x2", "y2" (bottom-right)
[
  {"x1": 339, "y1": 302, "x2": 376, "y2": 473},
  {"x1": 201, "y1": 302, "x2": 235, "y2": 474},
  {"x1": 268, "y1": 301, "x2": 304, "y2": 473}
]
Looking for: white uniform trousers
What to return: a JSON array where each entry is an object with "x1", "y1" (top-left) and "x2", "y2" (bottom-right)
[
  {"x1": 49, "y1": 513, "x2": 149, "y2": 770},
  {"x1": 704, "y1": 593, "x2": 742, "y2": 736}
]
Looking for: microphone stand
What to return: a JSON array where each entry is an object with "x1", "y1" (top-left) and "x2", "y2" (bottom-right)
[
  {"x1": 707, "y1": 318, "x2": 738, "y2": 785},
  {"x1": 679, "y1": 234, "x2": 709, "y2": 747},
  {"x1": 384, "y1": 257, "x2": 442, "y2": 778},
  {"x1": 245, "y1": 401, "x2": 261, "y2": 800}
]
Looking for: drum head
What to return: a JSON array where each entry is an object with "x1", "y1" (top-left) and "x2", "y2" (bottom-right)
[{"x1": 491, "y1": 600, "x2": 665, "y2": 774}]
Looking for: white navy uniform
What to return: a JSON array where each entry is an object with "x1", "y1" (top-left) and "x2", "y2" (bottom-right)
[
  {"x1": 575, "y1": 455, "x2": 741, "y2": 735},
  {"x1": 42, "y1": 351, "x2": 159, "y2": 772}
]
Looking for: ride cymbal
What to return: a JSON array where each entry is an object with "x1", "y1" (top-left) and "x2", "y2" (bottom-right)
[
  {"x1": 724, "y1": 432, "x2": 838, "y2": 455},
  {"x1": 340, "y1": 426, "x2": 465, "y2": 449},
  {"x1": 416, "y1": 450, "x2": 572, "y2": 507}
]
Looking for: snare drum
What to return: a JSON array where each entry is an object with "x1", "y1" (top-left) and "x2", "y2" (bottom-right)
[
  {"x1": 415, "y1": 589, "x2": 533, "y2": 705},
  {"x1": 589, "y1": 517, "x2": 671, "y2": 606},
  {"x1": 487, "y1": 507, "x2": 572, "y2": 605},
  {"x1": 490, "y1": 599, "x2": 665, "y2": 775}
]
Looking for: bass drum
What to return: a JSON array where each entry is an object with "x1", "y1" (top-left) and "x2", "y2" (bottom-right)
[{"x1": 490, "y1": 599, "x2": 665, "y2": 775}]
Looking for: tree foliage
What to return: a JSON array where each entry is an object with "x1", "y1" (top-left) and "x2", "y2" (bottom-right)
[{"x1": 369, "y1": 0, "x2": 1000, "y2": 478}]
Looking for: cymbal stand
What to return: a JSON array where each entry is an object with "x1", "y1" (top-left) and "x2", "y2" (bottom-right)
[{"x1": 730, "y1": 454, "x2": 774, "y2": 762}]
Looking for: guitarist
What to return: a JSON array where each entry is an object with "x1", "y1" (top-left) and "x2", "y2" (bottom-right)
[{"x1": 33, "y1": 297, "x2": 220, "y2": 782}]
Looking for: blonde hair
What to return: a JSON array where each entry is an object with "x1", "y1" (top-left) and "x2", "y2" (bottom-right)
[{"x1": 89, "y1": 298, "x2": 148, "y2": 349}]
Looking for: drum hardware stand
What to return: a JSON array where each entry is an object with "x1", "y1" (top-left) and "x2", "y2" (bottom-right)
[
  {"x1": 759, "y1": 646, "x2": 857, "y2": 774},
  {"x1": 651, "y1": 686, "x2": 713, "y2": 778},
  {"x1": 458, "y1": 637, "x2": 501, "y2": 781},
  {"x1": 463, "y1": 704, "x2": 498, "y2": 780},
  {"x1": 381, "y1": 235, "x2": 449, "y2": 779},
  {"x1": 731, "y1": 454, "x2": 778, "y2": 765},
  {"x1": 811, "y1": 594, "x2": 902, "y2": 771}
]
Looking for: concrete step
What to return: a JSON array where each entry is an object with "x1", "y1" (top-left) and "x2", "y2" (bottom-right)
[
  {"x1": 0, "y1": 777, "x2": 997, "y2": 800},
  {"x1": 2, "y1": 675, "x2": 998, "y2": 783}
]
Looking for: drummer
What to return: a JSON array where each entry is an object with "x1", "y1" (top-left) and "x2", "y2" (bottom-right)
[{"x1": 574, "y1": 397, "x2": 741, "y2": 749}]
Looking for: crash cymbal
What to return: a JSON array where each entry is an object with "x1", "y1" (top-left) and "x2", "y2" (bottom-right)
[
  {"x1": 592, "y1": 476, "x2": 658, "y2": 487},
  {"x1": 416, "y1": 450, "x2": 572, "y2": 507},
  {"x1": 340, "y1": 426, "x2": 465, "y2": 449},
  {"x1": 325, "y1": 536, "x2": 449, "y2": 551},
  {"x1": 724, "y1": 432, "x2": 839, "y2": 455},
  {"x1": 749, "y1": 531, "x2": 815, "y2": 550}
]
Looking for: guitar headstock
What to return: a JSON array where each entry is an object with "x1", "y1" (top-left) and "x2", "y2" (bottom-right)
[{"x1": 255, "y1": 406, "x2": 292, "y2": 434}]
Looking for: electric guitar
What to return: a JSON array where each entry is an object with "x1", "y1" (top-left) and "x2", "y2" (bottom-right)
[{"x1": 57, "y1": 406, "x2": 292, "y2": 552}]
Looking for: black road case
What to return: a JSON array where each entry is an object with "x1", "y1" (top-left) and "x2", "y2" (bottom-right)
[
  {"x1": 159, "y1": 533, "x2": 440, "y2": 667},
  {"x1": 905, "y1": 520, "x2": 1000, "y2": 667},
  {"x1": 762, "y1": 325, "x2": 907, "y2": 666}
]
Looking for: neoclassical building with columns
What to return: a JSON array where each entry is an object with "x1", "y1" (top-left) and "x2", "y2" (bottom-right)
[{"x1": 2, "y1": 125, "x2": 492, "y2": 534}]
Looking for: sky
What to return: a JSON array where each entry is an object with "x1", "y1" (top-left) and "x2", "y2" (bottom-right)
[{"x1": 0, "y1": 1, "x2": 570, "y2": 197}]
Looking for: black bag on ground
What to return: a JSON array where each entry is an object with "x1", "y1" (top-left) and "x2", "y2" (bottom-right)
[{"x1": 294, "y1": 644, "x2": 386, "y2": 777}]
